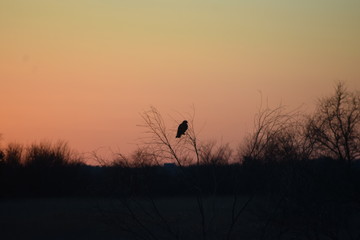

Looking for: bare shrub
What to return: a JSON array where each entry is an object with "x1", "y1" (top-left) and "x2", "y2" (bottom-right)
[
  {"x1": 130, "y1": 146, "x2": 160, "y2": 167},
  {"x1": 24, "y1": 141, "x2": 82, "y2": 167},
  {"x1": 110, "y1": 152, "x2": 131, "y2": 167},
  {"x1": 240, "y1": 103, "x2": 310, "y2": 162},
  {"x1": 3, "y1": 143, "x2": 23, "y2": 167},
  {"x1": 111, "y1": 147, "x2": 160, "y2": 167},
  {"x1": 200, "y1": 141, "x2": 232, "y2": 165}
]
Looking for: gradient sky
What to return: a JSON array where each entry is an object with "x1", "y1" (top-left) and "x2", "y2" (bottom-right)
[{"x1": 1, "y1": 0, "x2": 360, "y2": 162}]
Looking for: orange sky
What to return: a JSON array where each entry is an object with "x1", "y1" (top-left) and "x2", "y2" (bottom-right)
[{"x1": 1, "y1": 0, "x2": 360, "y2": 163}]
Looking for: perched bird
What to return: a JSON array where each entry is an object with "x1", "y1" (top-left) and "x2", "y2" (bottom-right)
[{"x1": 176, "y1": 120, "x2": 188, "y2": 138}]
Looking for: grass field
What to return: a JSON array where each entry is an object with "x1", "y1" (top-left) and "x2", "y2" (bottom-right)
[
  {"x1": 0, "y1": 198, "x2": 124, "y2": 240},
  {"x1": 1, "y1": 195, "x2": 359, "y2": 240},
  {"x1": 0, "y1": 196, "x2": 261, "y2": 240}
]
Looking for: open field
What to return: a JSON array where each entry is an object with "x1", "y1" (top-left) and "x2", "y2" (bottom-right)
[
  {"x1": 1, "y1": 197, "x2": 242, "y2": 240},
  {"x1": 1, "y1": 196, "x2": 359, "y2": 240},
  {"x1": 0, "y1": 198, "x2": 124, "y2": 240}
]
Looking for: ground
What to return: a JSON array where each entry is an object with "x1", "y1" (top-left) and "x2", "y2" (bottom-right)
[{"x1": 1, "y1": 196, "x2": 359, "y2": 240}]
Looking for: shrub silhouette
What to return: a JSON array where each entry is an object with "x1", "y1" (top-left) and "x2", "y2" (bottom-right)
[
  {"x1": 24, "y1": 141, "x2": 80, "y2": 168},
  {"x1": 1, "y1": 143, "x2": 23, "y2": 167},
  {"x1": 0, "y1": 141, "x2": 84, "y2": 197}
]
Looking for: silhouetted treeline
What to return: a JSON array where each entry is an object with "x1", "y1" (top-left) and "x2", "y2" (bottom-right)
[{"x1": 1, "y1": 153, "x2": 360, "y2": 199}]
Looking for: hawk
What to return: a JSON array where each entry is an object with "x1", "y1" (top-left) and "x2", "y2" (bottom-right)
[{"x1": 176, "y1": 120, "x2": 188, "y2": 138}]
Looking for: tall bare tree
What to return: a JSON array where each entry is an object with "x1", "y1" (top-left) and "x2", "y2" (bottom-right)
[{"x1": 307, "y1": 82, "x2": 360, "y2": 162}]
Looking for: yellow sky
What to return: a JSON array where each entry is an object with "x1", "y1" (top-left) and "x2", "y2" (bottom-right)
[{"x1": 1, "y1": 0, "x2": 360, "y2": 161}]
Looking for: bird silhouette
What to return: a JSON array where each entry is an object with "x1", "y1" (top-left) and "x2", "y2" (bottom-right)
[{"x1": 176, "y1": 120, "x2": 188, "y2": 138}]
